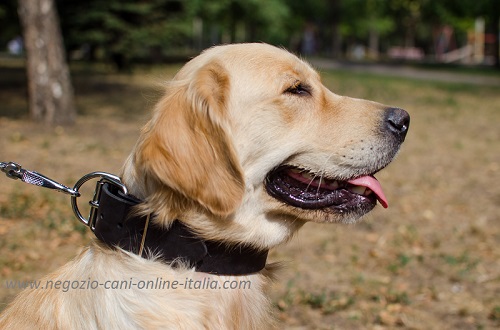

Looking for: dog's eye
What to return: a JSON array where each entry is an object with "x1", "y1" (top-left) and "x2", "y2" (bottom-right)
[{"x1": 285, "y1": 82, "x2": 311, "y2": 96}]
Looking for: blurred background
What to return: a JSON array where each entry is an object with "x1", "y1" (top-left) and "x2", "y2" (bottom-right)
[
  {"x1": 0, "y1": 1, "x2": 499, "y2": 329},
  {"x1": 1, "y1": 0, "x2": 499, "y2": 70}
]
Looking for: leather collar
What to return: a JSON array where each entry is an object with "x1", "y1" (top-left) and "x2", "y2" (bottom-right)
[{"x1": 92, "y1": 182, "x2": 268, "y2": 275}]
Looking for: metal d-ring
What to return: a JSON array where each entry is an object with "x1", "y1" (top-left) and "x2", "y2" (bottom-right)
[{"x1": 71, "y1": 172, "x2": 128, "y2": 230}]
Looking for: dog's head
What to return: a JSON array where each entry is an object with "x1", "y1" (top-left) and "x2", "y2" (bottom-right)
[{"x1": 123, "y1": 43, "x2": 409, "y2": 248}]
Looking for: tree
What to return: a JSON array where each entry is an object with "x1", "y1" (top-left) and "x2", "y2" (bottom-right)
[
  {"x1": 338, "y1": 0, "x2": 395, "y2": 57},
  {"x1": 18, "y1": 0, "x2": 76, "y2": 125},
  {"x1": 58, "y1": 0, "x2": 193, "y2": 70},
  {"x1": 489, "y1": 1, "x2": 500, "y2": 68},
  {"x1": 193, "y1": 0, "x2": 290, "y2": 47}
]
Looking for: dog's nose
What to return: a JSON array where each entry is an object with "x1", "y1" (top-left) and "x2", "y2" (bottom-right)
[{"x1": 385, "y1": 108, "x2": 410, "y2": 140}]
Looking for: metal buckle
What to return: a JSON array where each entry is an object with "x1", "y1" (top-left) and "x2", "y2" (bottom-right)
[{"x1": 71, "y1": 172, "x2": 128, "y2": 231}]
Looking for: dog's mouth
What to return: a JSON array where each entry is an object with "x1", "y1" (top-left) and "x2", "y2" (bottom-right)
[{"x1": 265, "y1": 166, "x2": 388, "y2": 213}]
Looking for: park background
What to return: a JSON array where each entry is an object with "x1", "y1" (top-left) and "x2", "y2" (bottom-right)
[{"x1": 0, "y1": 0, "x2": 499, "y2": 329}]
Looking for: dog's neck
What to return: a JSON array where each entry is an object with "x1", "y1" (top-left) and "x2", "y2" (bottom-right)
[{"x1": 92, "y1": 182, "x2": 269, "y2": 276}]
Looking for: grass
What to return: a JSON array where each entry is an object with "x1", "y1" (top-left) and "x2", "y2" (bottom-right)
[
  {"x1": 1, "y1": 60, "x2": 500, "y2": 329},
  {"x1": 409, "y1": 62, "x2": 500, "y2": 77}
]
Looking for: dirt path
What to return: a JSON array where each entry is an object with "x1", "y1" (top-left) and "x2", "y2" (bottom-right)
[{"x1": 310, "y1": 58, "x2": 500, "y2": 86}]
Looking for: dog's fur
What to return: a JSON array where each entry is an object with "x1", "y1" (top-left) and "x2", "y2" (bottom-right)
[{"x1": 0, "y1": 43, "x2": 407, "y2": 329}]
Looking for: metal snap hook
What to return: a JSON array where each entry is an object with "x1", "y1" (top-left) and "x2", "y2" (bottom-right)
[{"x1": 1, "y1": 161, "x2": 80, "y2": 196}]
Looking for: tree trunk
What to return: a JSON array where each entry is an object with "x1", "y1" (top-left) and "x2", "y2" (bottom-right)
[
  {"x1": 368, "y1": 28, "x2": 379, "y2": 59},
  {"x1": 18, "y1": 0, "x2": 76, "y2": 125},
  {"x1": 494, "y1": 18, "x2": 500, "y2": 69}
]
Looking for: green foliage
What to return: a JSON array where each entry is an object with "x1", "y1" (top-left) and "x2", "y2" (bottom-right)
[
  {"x1": 193, "y1": 0, "x2": 290, "y2": 44},
  {"x1": 1, "y1": 0, "x2": 497, "y2": 66},
  {"x1": 340, "y1": 0, "x2": 395, "y2": 37},
  {"x1": 57, "y1": 0, "x2": 193, "y2": 68},
  {"x1": 0, "y1": 0, "x2": 21, "y2": 47}
]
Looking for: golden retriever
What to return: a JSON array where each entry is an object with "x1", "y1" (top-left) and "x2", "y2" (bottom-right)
[{"x1": 0, "y1": 43, "x2": 409, "y2": 329}]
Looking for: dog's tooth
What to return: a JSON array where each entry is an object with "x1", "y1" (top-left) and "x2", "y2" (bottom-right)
[
  {"x1": 326, "y1": 180, "x2": 340, "y2": 189},
  {"x1": 301, "y1": 172, "x2": 316, "y2": 181},
  {"x1": 349, "y1": 186, "x2": 366, "y2": 195},
  {"x1": 363, "y1": 188, "x2": 373, "y2": 196}
]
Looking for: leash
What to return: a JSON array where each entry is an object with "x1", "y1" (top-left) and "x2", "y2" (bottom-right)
[
  {"x1": 0, "y1": 161, "x2": 268, "y2": 275},
  {"x1": 1, "y1": 161, "x2": 125, "y2": 228},
  {"x1": 1, "y1": 161, "x2": 80, "y2": 196}
]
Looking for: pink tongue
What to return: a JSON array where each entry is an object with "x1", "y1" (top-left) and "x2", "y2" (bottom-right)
[{"x1": 348, "y1": 176, "x2": 388, "y2": 208}]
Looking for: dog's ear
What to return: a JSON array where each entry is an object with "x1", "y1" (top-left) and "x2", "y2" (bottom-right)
[{"x1": 137, "y1": 61, "x2": 244, "y2": 216}]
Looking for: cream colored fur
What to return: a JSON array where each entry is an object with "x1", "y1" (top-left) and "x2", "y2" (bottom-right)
[{"x1": 0, "y1": 43, "x2": 403, "y2": 329}]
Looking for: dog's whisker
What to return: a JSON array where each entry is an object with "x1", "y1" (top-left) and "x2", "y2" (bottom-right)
[{"x1": 315, "y1": 172, "x2": 324, "y2": 196}]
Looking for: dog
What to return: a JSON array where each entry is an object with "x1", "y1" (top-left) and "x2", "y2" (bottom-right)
[{"x1": 0, "y1": 43, "x2": 409, "y2": 329}]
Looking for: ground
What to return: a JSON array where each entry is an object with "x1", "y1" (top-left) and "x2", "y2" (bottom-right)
[{"x1": 0, "y1": 59, "x2": 499, "y2": 329}]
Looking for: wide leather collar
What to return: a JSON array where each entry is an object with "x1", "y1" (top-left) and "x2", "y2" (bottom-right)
[{"x1": 92, "y1": 183, "x2": 268, "y2": 275}]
